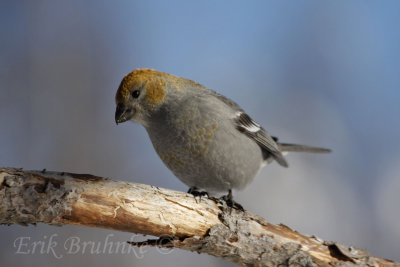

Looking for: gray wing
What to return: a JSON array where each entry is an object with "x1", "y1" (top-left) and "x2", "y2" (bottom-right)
[
  {"x1": 207, "y1": 89, "x2": 288, "y2": 167},
  {"x1": 235, "y1": 112, "x2": 288, "y2": 167}
]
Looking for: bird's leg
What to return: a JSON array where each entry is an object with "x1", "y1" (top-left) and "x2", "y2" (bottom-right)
[
  {"x1": 221, "y1": 189, "x2": 244, "y2": 211},
  {"x1": 187, "y1": 187, "x2": 209, "y2": 203}
]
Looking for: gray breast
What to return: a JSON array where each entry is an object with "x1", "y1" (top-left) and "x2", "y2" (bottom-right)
[{"x1": 145, "y1": 95, "x2": 264, "y2": 193}]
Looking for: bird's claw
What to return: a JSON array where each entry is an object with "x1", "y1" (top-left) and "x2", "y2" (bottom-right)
[
  {"x1": 220, "y1": 189, "x2": 244, "y2": 212},
  {"x1": 187, "y1": 187, "x2": 209, "y2": 203}
]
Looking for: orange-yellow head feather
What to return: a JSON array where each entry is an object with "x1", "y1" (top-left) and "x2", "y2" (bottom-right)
[{"x1": 116, "y1": 69, "x2": 167, "y2": 108}]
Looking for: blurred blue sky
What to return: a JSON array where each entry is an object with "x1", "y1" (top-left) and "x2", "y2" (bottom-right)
[{"x1": 1, "y1": 1, "x2": 400, "y2": 266}]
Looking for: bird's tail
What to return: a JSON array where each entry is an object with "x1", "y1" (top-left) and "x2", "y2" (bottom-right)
[{"x1": 278, "y1": 143, "x2": 331, "y2": 153}]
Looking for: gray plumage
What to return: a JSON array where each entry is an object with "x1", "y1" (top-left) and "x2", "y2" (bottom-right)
[{"x1": 115, "y1": 69, "x2": 331, "y2": 195}]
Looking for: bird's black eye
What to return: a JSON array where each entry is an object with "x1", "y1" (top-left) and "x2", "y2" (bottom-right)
[{"x1": 131, "y1": 90, "x2": 140, "y2": 98}]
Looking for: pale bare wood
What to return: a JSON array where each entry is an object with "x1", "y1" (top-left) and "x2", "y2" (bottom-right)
[{"x1": 0, "y1": 168, "x2": 397, "y2": 266}]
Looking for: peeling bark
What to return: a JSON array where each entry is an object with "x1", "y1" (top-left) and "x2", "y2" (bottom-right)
[{"x1": 0, "y1": 168, "x2": 397, "y2": 266}]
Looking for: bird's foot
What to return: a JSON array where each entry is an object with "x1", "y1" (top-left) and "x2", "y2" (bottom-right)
[
  {"x1": 187, "y1": 187, "x2": 209, "y2": 203},
  {"x1": 221, "y1": 189, "x2": 244, "y2": 212}
]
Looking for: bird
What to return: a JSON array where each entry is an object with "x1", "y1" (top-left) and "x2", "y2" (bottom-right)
[{"x1": 115, "y1": 69, "x2": 330, "y2": 208}]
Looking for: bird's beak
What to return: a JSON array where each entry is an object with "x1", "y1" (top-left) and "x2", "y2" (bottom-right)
[{"x1": 115, "y1": 104, "x2": 133, "y2": 124}]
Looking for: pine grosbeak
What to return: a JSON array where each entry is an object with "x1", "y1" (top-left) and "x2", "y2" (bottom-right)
[{"x1": 115, "y1": 69, "x2": 330, "y2": 205}]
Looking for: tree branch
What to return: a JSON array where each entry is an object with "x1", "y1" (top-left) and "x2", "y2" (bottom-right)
[{"x1": 0, "y1": 167, "x2": 396, "y2": 266}]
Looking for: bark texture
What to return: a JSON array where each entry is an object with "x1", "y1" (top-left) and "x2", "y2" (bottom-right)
[{"x1": 0, "y1": 167, "x2": 397, "y2": 266}]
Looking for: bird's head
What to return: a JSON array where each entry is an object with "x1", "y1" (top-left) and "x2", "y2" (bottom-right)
[
  {"x1": 115, "y1": 69, "x2": 170, "y2": 126},
  {"x1": 115, "y1": 68, "x2": 204, "y2": 126}
]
